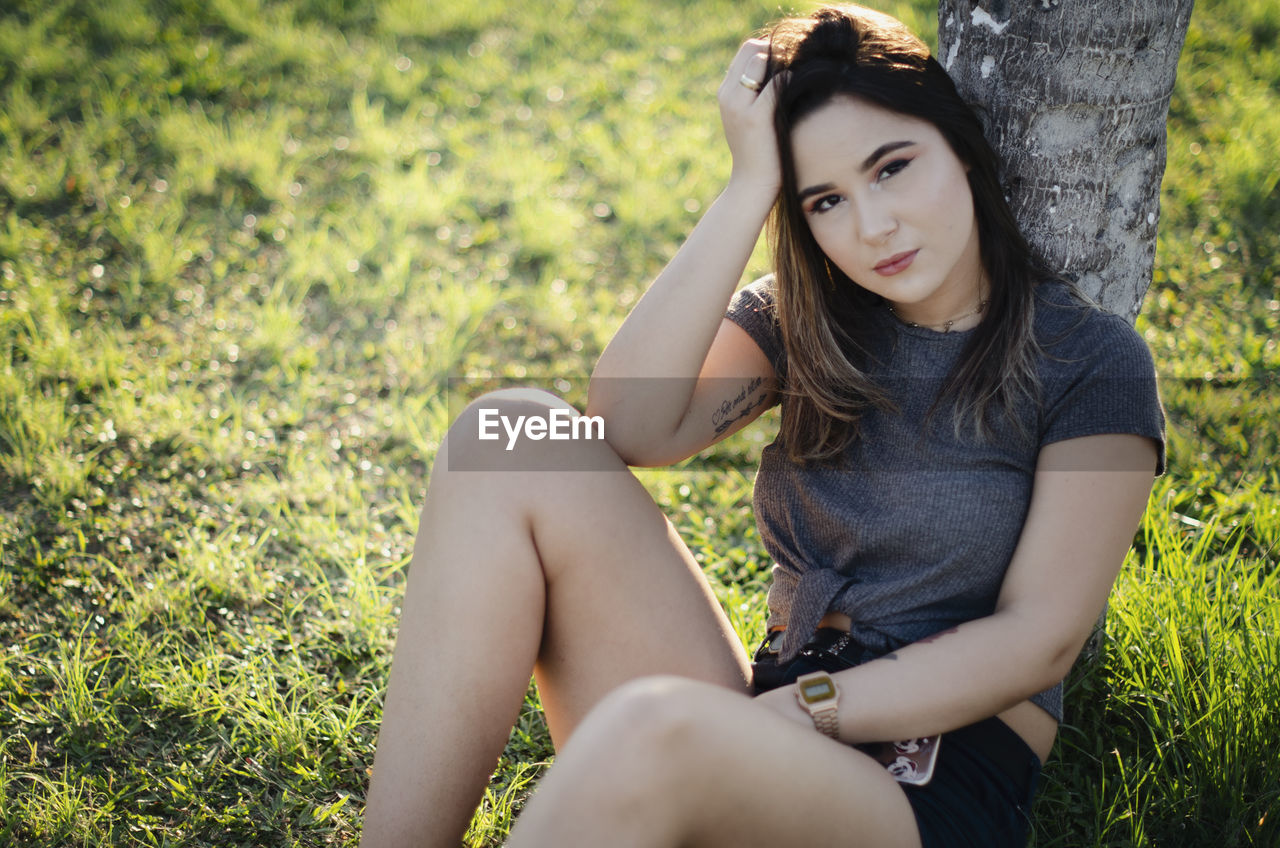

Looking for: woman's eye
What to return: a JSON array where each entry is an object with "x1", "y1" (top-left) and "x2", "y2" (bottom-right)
[
  {"x1": 877, "y1": 159, "x2": 910, "y2": 181},
  {"x1": 810, "y1": 194, "x2": 841, "y2": 214}
]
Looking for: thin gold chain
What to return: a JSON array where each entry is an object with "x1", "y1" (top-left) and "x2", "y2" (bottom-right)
[{"x1": 886, "y1": 298, "x2": 988, "y2": 333}]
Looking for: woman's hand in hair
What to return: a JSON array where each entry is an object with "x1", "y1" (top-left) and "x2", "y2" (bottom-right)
[{"x1": 717, "y1": 38, "x2": 784, "y2": 199}]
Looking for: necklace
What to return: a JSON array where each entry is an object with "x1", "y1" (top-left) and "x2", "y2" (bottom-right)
[{"x1": 886, "y1": 298, "x2": 988, "y2": 333}]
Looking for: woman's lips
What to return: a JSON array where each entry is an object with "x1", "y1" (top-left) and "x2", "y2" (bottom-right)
[{"x1": 874, "y1": 250, "x2": 918, "y2": 276}]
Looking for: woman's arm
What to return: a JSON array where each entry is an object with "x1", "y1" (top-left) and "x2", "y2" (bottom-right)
[
  {"x1": 757, "y1": 433, "x2": 1159, "y2": 743},
  {"x1": 586, "y1": 40, "x2": 781, "y2": 466}
]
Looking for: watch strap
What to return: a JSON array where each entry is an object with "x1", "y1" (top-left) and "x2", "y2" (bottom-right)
[{"x1": 809, "y1": 704, "x2": 840, "y2": 739}]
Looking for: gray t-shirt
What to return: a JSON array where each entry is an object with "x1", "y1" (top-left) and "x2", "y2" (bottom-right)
[{"x1": 726, "y1": 276, "x2": 1165, "y2": 722}]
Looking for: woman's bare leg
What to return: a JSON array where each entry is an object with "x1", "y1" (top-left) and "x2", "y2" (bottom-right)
[
  {"x1": 508, "y1": 676, "x2": 923, "y2": 848},
  {"x1": 360, "y1": 389, "x2": 752, "y2": 848}
]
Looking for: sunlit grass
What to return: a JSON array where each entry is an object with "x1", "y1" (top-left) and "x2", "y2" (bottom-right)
[
  {"x1": 1034, "y1": 477, "x2": 1279, "y2": 846},
  {"x1": 0, "y1": 0, "x2": 1276, "y2": 845}
]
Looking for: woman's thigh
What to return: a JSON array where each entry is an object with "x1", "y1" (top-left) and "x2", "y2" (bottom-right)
[
  {"x1": 442, "y1": 389, "x2": 754, "y2": 744},
  {"x1": 531, "y1": 487, "x2": 754, "y2": 744}
]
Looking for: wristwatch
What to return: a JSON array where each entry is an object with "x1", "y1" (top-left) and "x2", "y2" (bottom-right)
[{"x1": 794, "y1": 671, "x2": 841, "y2": 740}]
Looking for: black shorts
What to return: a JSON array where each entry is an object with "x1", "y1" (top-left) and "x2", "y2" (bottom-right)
[{"x1": 752, "y1": 628, "x2": 1042, "y2": 848}]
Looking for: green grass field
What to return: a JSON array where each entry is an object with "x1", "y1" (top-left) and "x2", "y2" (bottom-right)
[{"x1": 1, "y1": 0, "x2": 1277, "y2": 844}]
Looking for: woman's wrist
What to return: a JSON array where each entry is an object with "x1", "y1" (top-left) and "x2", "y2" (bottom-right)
[{"x1": 723, "y1": 170, "x2": 781, "y2": 211}]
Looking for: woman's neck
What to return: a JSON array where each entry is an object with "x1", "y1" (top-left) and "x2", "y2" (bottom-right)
[{"x1": 885, "y1": 288, "x2": 988, "y2": 333}]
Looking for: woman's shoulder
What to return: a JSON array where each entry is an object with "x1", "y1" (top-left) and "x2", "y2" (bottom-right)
[
  {"x1": 726, "y1": 274, "x2": 786, "y2": 371},
  {"x1": 732, "y1": 273, "x2": 778, "y2": 308},
  {"x1": 1031, "y1": 279, "x2": 1152, "y2": 365},
  {"x1": 1032, "y1": 278, "x2": 1102, "y2": 329},
  {"x1": 1029, "y1": 278, "x2": 1166, "y2": 473},
  {"x1": 1024, "y1": 279, "x2": 1167, "y2": 412}
]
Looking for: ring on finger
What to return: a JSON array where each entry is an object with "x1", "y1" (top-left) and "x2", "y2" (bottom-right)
[{"x1": 739, "y1": 74, "x2": 763, "y2": 92}]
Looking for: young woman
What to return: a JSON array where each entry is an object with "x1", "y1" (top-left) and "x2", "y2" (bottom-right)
[{"x1": 360, "y1": 5, "x2": 1165, "y2": 847}]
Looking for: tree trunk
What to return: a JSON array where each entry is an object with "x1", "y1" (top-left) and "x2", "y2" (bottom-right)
[
  {"x1": 937, "y1": 1, "x2": 1194, "y2": 658},
  {"x1": 937, "y1": 0, "x2": 1195, "y2": 322}
]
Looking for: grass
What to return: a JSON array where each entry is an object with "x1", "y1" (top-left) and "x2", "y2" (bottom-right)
[{"x1": 0, "y1": 0, "x2": 1276, "y2": 844}]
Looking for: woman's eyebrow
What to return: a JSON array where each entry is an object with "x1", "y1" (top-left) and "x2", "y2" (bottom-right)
[
  {"x1": 797, "y1": 182, "x2": 836, "y2": 202},
  {"x1": 858, "y1": 139, "x2": 915, "y2": 172},
  {"x1": 797, "y1": 140, "x2": 918, "y2": 201}
]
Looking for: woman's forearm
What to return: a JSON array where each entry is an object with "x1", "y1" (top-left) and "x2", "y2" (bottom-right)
[
  {"x1": 828, "y1": 611, "x2": 1062, "y2": 744},
  {"x1": 586, "y1": 179, "x2": 776, "y2": 457}
]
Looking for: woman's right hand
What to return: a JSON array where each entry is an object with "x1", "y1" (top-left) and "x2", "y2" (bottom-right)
[{"x1": 717, "y1": 38, "x2": 784, "y2": 198}]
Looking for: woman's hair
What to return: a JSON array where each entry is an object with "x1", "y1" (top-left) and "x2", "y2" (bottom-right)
[{"x1": 762, "y1": 4, "x2": 1046, "y2": 463}]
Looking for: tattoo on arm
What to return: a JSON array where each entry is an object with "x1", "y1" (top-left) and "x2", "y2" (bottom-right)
[
  {"x1": 877, "y1": 627, "x2": 961, "y2": 663},
  {"x1": 875, "y1": 627, "x2": 957, "y2": 666},
  {"x1": 916, "y1": 627, "x2": 960, "y2": 645},
  {"x1": 711, "y1": 376, "x2": 766, "y2": 434},
  {"x1": 712, "y1": 393, "x2": 767, "y2": 434}
]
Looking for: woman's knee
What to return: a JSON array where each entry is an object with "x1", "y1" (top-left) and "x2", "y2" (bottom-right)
[
  {"x1": 576, "y1": 676, "x2": 727, "y2": 778},
  {"x1": 510, "y1": 677, "x2": 718, "y2": 842},
  {"x1": 539, "y1": 675, "x2": 741, "y2": 835},
  {"x1": 439, "y1": 387, "x2": 622, "y2": 472}
]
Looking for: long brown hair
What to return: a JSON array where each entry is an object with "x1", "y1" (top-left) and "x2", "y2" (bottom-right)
[{"x1": 763, "y1": 5, "x2": 1046, "y2": 463}]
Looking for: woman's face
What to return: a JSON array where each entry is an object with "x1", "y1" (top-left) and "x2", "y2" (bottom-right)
[{"x1": 790, "y1": 95, "x2": 988, "y2": 328}]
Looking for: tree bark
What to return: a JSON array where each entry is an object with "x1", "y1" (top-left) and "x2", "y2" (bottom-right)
[
  {"x1": 937, "y1": 0, "x2": 1195, "y2": 322},
  {"x1": 937, "y1": 1, "x2": 1194, "y2": 658}
]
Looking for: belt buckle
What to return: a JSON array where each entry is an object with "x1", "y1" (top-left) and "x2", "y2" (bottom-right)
[{"x1": 826, "y1": 631, "x2": 852, "y2": 656}]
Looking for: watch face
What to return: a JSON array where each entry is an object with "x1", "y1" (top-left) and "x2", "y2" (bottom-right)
[{"x1": 800, "y1": 678, "x2": 834, "y2": 704}]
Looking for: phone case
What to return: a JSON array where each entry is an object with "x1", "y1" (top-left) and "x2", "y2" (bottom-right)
[{"x1": 858, "y1": 735, "x2": 942, "y2": 786}]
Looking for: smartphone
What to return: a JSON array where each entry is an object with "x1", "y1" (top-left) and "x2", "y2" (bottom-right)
[{"x1": 858, "y1": 735, "x2": 942, "y2": 786}]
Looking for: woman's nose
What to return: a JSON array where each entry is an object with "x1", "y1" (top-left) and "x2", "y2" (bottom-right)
[{"x1": 855, "y1": 199, "x2": 898, "y2": 244}]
